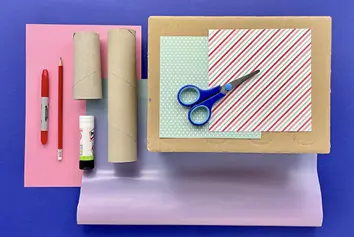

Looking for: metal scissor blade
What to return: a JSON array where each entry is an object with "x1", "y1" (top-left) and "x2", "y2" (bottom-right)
[{"x1": 226, "y1": 70, "x2": 260, "y2": 91}]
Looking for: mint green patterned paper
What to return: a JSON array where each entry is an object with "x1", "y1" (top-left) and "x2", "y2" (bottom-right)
[{"x1": 160, "y1": 36, "x2": 261, "y2": 139}]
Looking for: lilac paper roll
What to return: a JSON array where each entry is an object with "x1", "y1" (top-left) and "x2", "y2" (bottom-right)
[{"x1": 77, "y1": 80, "x2": 323, "y2": 226}]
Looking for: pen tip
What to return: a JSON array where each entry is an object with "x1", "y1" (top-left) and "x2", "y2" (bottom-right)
[{"x1": 59, "y1": 57, "x2": 63, "y2": 66}]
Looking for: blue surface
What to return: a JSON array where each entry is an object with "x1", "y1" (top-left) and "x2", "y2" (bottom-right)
[{"x1": 0, "y1": 0, "x2": 353, "y2": 236}]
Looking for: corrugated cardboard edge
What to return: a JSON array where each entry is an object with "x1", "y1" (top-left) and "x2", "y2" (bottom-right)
[{"x1": 148, "y1": 16, "x2": 331, "y2": 153}]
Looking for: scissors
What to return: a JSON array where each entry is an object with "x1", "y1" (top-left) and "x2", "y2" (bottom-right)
[{"x1": 177, "y1": 70, "x2": 260, "y2": 126}]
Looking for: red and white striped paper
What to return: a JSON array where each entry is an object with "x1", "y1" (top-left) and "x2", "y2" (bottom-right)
[{"x1": 208, "y1": 29, "x2": 312, "y2": 132}]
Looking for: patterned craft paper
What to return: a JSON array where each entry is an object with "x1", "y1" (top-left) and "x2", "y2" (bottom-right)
[
  {"x1": 160, "y1": 36, "x2": 261, "y2": 139},
  {"x1": 208, "y1": 29, "x2": 312, "y2": 132}
]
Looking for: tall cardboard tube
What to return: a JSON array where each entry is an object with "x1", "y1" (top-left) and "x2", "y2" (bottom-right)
[
  {"x1": 107, "y1": 29, "x2": 137, "y2": 163},
  {"x1": 73, "y1": 32, "x2": 102, "y2": 100}
]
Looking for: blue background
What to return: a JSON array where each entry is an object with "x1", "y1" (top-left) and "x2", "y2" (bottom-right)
[{"x1": 1, "y1": 0, "x2": 352, "y2": 236}]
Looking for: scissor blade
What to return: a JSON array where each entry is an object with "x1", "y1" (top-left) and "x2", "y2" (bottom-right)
[{"x1": 226, "y1": 70, "x2": 260, "y2": 90}]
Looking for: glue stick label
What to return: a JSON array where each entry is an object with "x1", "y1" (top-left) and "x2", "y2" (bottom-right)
[{"x1": 80, "y1": 127, "x2": 94, "y2": 161}]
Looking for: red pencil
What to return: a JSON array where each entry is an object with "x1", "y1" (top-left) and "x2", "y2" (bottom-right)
[
  {"x1": 58, "y1": 58, "x2": 63, "y2": 161},
  {"x1": 41, "y1": 69, "x2": 49, "y2": 145}
]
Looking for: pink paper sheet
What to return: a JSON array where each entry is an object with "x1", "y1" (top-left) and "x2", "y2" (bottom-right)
[{"x1": 25, "y1": 24, "x2": 141, "y2": 187}]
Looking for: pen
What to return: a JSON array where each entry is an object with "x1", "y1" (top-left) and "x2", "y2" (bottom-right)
[
  {"x1": 41, "y1": 69, "x2": 49, "y2": 145},
  {"x1": 58, "y1": 58, "x2": 63, "y2": 161}
]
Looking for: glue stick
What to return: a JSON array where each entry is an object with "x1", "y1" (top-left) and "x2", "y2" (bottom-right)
[{"x1": 79, "y1": 115, "x2": 94, "y2": 170}]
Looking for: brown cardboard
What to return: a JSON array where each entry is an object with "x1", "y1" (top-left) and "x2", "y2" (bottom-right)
[
  {"x1": 108, "y1": 29, "x2": 137, "y2": 163},
  {"x1": 73, "y1": 32, "x2": 102, "y2": 99},
  {"x1": 148, "y1": 16, "x2": 331, "y2": 153}
]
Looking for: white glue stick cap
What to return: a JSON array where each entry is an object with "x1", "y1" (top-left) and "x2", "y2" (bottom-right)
[{"x1": 80, "y1": 115, "x2": 94, "y2": 127}]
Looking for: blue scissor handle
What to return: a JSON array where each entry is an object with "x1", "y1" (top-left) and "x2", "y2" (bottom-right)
[
  {"x1": 188, "y1": 92, "x2": 226, "y2": 126},
  {"x1": 177, "y1": 84, "x2": 221, "y2": 107}
]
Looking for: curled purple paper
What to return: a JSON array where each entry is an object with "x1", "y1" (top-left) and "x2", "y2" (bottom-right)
[{"x1": 77, "y1": 80, "x2": 323, "y2": 226}]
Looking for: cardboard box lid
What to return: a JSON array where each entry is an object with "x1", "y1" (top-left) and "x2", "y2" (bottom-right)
[{"x1": 148, "y1": 16, "x2": 331, "y2": 153}]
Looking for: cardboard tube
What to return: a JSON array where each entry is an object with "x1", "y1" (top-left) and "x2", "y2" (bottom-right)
[
  {"x1": 73, "y1": 32, "x2": 102, "y2": 100},
  {"x1": 107, "y1": 29, "x2": 137, "y2": 163}
]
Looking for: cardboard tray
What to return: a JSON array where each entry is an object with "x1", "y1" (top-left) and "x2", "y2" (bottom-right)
[{"x1": 148, "y1": 16, "x2": 331, "y2": 153}]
